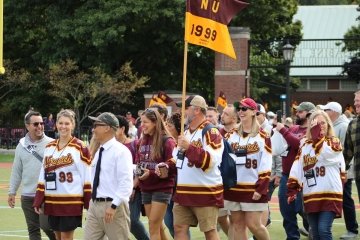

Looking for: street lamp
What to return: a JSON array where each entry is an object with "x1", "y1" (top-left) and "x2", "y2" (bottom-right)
[{"x1": 282, "y1": 41, "x2": 294, "y2": 117}]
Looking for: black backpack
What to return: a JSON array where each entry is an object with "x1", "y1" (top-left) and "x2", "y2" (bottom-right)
[{"x1": 202, "y1": 124, "x2": 237, "y2": 190}]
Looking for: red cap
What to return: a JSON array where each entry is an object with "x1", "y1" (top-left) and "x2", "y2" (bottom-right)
[{"x1": 240, "y1": 98, "x2": 257, "y2": 110}]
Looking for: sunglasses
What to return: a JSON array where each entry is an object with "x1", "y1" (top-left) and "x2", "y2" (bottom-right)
[
  {"x1": 30, "y1": 122, "x2": 44, "y2": 127},
  {"x1": 144, "y1": 108, "x2": 158, "y2": 119},
  {"x1": 92, "y1": 123, "x2": 108, "y2": 128},
  {"x1": 237, "y1": 106, "x2": 252, "y2": 112}
]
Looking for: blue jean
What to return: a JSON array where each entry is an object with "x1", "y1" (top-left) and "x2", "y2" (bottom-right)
[
  {"x1": 279, "y1": 174, "x2": 308, "y2": 240},
  {"x1": 130, "y1": 190, "x2": 150, "y2": 240},
  {"x1": 164, "y1": 200, "x2": 175, "y2": 238},
  {"x1": 343, "y1": 179, "x2": 358, "y2": 234},
  {"x1": 308, "y1": 211, "x2": 335, "y2": 240}
]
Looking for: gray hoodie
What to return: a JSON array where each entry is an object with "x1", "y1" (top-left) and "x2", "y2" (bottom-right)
[
  {"x1": 8, "y1": 133, "x2": 53, "y2": 196},
  {"x1": 333, "y1": 114, "x2": 353, "y2": 178}
]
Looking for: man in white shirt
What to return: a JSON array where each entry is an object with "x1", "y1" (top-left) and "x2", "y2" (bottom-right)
[{"x1": 84, "y1": 112, "x2": 133, "y2": 240}]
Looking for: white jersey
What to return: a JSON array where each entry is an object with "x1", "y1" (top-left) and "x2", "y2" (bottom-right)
[
  {"x1": 34, "y1": 137, "x2": 92, "y2": 216},
  {"x1": 288, "y1": 137, "x2": 346, "y2": 217},
  {"x1": 224, "y1": 129, "x2": 272, "y2": 203},
  {"x1": 173, "y1": 122, "x2": 224, "y2": 207}
]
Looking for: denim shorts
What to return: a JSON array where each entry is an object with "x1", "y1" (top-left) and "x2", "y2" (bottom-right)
[{"x1": 141, "y1": 191, "x2": 172, "y2": 204}]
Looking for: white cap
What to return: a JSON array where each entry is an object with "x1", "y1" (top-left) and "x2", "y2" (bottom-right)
[
  {"x1": 257, "y1": 104, "x2": 266, "y2": 114},
  {"x1": 267, "y1": 111, "x2": 275, "y2": 118},
  {"x1": 321, "y1": 102, "x2": 342, "y2": 114}
]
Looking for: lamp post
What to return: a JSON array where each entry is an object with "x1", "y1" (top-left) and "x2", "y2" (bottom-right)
[{"x1": 282, "y1": 41, "x2": 294, "y2": 117}]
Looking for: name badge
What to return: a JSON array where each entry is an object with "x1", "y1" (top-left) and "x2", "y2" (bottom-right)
[
  {"x1": 45, "y1": 172, "x2": 57, "y2": 190},
  {"x1": 305, "y1": 169, "x2": 317, "y2": 187},
  {"x1": 176, "y1": 159, "x2": 184, "y2": 169},
  {"x1": 235, "y1": 155, "x2": 246, "y2": 165}
]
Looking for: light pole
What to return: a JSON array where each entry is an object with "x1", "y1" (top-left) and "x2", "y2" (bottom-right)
[{"x1": 282, "y1": 41, "x2": 294, "y2": 117}]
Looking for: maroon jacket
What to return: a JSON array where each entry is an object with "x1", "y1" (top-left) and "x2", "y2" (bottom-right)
[
  {"x1": 137, "y1": 135, "x2": 177, "y2": 193},
  {"x1": 279, "y1": 125, "x2": 307, "y2": 175}
]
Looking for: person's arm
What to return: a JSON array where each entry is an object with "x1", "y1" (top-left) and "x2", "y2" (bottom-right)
[
  {"x1": 8, "y1": 145, "x2": 23, "y2": 207},
  {"x1": 185, "y1": 128, "x2": 223, "y2": 171},
  {"x1": 278, "y1": 125, "x2": 302, "y2": 149},
  {"x1": 33, "y1": 162, "x2": 46, "y2": 211},
  {"x1": 112, "y1": 148, "x2": 133, "y2": 207},
  {"x1": 77, "y1": 143, "x2": 92, "y2": 210},
  {"x1": 343, "y1": 121, "x2": 355, "y2": 168},
  {"x1": 254, "y1": 136, "x2": 272, "y2": 199},
  {"x1": 105, "y1": 148, "x2": 133, "y2": 224},
  {"x1": 286, "y1": 150, "x2": 304, "y2": 203}
]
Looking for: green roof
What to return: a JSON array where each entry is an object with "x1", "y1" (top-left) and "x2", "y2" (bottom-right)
[{"x1": 291, "y1": 5, "x2": 358, "y2": 76}]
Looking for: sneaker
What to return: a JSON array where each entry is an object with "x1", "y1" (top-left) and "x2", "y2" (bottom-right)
[
  {"x1": 266, "y1": 218, "x2": 271, "y2": 227},
  {"x1": 299, "y1": 227, "x2": 309, "y2": 237},
  {"x1": 340, "y1": 231, "x2": 358, "y2": 239}
]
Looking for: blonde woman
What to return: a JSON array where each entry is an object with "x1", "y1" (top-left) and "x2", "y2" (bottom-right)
[
  {"x1": 287, "y1": 110, "x2": 346, "y2": 239},
  {"x1": 224, "y1": 98, "x2": 272, "y2": 240},
  {"x1": 33, "y1": 109, "x2": 92, "y2": 240}
]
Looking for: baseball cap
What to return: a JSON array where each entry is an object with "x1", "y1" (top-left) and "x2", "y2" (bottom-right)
[
  {"x1": 321, "y1": 102, "x2": 342, "y2": 114},
  {"x1": 88, "y1": 112, "x2": 119, "y2": 130},
  {"x1": 267, "y1": 111, "x2": 275, "y2": 118},
  {"x1": 176, "y1": 95, "x2": 208, "y2": 109},
  {"x1": 240, "y1": 98, "x2": 257, "y2": 110},
  {"x1": 257, "y1": 104, "x2": 266, "y2": 114},
  {"x1": 294, "y1": 102, "x2": 315, "y2": 112}
]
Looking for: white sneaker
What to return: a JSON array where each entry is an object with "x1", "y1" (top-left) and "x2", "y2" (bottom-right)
[
  {"x1": 340, "y1": 231, "x2": 358, "y2": 239},
  {"x1": 299, "y1": 227, "x2": 309, "y2": 237}
]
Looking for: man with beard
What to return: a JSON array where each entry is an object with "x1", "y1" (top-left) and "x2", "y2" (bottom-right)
[
  {"x1": 275, "y1": 101, "x2": 315, "y2": 240},
  {"x1": 174, "y1": 95, "x2": 224, "y2": 240}
]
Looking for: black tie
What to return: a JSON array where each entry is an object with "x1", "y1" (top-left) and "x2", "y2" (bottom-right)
[{"x1": 92, "y1": 147, "x2": 104, "y2": 200}]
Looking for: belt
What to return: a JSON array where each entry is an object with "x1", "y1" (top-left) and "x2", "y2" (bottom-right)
[{"x1": 94, "y1": 197, "x2": 113, "y2": 202}]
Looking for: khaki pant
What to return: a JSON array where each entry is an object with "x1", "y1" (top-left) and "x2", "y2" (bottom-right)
[{"x1": 84, "y1": 200, "x2": 130, "y2": 240}]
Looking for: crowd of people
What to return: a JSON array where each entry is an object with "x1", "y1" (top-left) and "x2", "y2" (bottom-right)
[{"x1": 7, "y1": 90, "x2": 360, "y2": 240}]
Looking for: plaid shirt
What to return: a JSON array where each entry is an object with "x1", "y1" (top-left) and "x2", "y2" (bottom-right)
[{"x1": 344, "y1": 116, "x2": 360, "y2": 180}]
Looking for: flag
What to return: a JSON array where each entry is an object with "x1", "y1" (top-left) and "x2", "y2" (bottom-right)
[
  {"x1": 217, "y1": 91, "x2": 227, "y2": 108},
  {"x1": 149, "y1": 91, "x2": 174, "y2": 107},
  {"x1": 185, "y1": 0, "x2": 248, "y2": 59},
  {"x1": 158, "y1": 91, "x2": 173, "y2": 104}
]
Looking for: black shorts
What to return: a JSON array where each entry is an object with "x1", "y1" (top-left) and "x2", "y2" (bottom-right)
[{"x1": 48, "y1": 215, "x2": 82, "y2": 232}]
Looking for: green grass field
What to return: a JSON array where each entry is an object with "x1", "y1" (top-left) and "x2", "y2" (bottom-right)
[{"x1": 0, "y1": 152, "x2": 359, "y2": 239}]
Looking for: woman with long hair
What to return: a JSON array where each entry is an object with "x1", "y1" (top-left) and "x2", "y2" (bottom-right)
[
  {"x1": 115, "y1": 115, "x2": 150, "y2": 240},
  {"x1": 33, "y1": 109, "x2": 92, "y2": 240},
  {"x1": 137, "y1": 108, "x2": 177, "y2": 240},
  {"x1": 224, "y1": 98, "x2": 272, "y2": 240},
  {"x1": 287, "y1": 110, "x2": 346, "y2": 239}
]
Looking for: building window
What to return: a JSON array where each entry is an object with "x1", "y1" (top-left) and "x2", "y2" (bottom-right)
[
  {"x1": 341, "y1": 79, "x2": 357, "y2": 90},
  {"x1": 309, "y1": 79, "x2": 326, "y2": 90},
  {"x1": 298, "y1": 79, "x2": 308, "y2": 90}
]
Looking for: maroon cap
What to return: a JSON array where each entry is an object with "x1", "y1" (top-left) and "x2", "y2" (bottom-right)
[{"x1": 240, "y1": 98, "x2": 257, "y2": 110}]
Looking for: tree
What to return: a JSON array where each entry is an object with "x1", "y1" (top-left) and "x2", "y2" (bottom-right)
[
  {"x1": 3, "y1": 0, "x2": 305, "y2": 117},
  {"x1": 342, "y1": 4, "x2": 360, "y2": 83},
  {"x1": 46, "y1": 59, "x2": 148, "y2": 134},
  {"x1": 0, "y1": 59, "x2": 31, "y2": 102}
]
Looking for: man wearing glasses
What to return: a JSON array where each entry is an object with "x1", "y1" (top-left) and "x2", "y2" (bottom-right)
[
  {"x1": 85, "y1": 112, "x2": 133, "y2": 239},
  {"x1": 8, "y1": 110, "x2": 56, "y2": 240}
]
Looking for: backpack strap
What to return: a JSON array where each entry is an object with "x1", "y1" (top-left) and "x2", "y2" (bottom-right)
[
  {"x1": 19, "y1": 138, "x2": 43, "y2": 162},
  {"x1": 201, "y1": 123, "x2": 216, "y2": 139}
]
